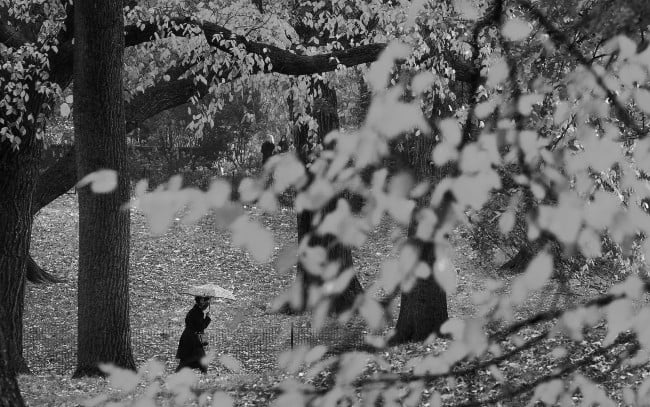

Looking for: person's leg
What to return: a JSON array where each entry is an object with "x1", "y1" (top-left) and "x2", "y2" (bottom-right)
[
  {"x1": 176, "y1": 355, "x2": 208, "y2": 374},
  {"x1": 189, "y1": 359, "x2": 208, "y2": 373}
]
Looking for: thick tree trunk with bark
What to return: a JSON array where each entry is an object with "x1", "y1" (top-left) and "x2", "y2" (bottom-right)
[
  {"x1": 0, "y1": 131, "x2": 40, "y2": 403},
  {"x1": 0, "y1": 303, "x2": 25, "y2": 407},
  {"x1": 389, "y1": 240, "x2": 448, "y2": 345},
  {"x1": 0, "y1": 130, "x2": 41, "y2": 376},
  {"x1": 386, "y1": 86, "x2": 460, "y2": 345},
  {"x1": 73, "y1": 0, "x2": 136, "y2": 377},
  {"x1": 293, "y1": 78, "x2": 363, "y2": 314}
]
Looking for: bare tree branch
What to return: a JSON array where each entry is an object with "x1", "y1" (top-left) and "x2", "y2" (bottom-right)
[{"x1": 455, "y1": 332, "x2": 638, "y2": 407}]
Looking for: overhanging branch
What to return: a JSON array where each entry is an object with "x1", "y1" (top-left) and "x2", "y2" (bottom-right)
[{"x1": 123, "y1": 17, "x2": 478, "y2": 81}]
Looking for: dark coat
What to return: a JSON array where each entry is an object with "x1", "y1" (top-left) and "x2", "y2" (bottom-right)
[
  {"x1": 277, "y1": 138, "x2": 289, "y2": 153},
  {"x1": 175, "y1": 304, "x2": 211, "y2": 361},
  {"x1": 261, "y1": 141, "x2": 275, "y2": 164}
]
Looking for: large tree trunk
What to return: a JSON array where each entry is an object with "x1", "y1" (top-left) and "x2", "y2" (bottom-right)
[
  {"x1": 73, "y1": 0, "x2": 136, "y2": 377},
  {"x1": 0, "y1": 129, "x2": 41, "y2": 376},
  {"x1": 293, "y1": 78, "x2": 363, "y2": 314},
  {"x1": 0, "y1": 130, "x2": 39, "y2": 401},
  {"x1": 0, "y1": 303, "x2": 25, "y2": 407},
  {"x1": 389, "y1": 240, "x2": 448, "y2": 345},
  {"x1": 387, "y1": 81, "x2": 457, "y2": 345}
]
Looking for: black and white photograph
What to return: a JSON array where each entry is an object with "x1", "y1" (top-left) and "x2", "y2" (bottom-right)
[{"x1": 2, "y1": 0, "x2": 650, "y2": 405}]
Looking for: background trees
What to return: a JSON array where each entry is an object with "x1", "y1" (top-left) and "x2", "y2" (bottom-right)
[
  {"x1": 0, "y1": 0, "x2": 385, "y2": 380},
  {"x1": 4, "y1": 0, "x2": 650, "y2": 405}
]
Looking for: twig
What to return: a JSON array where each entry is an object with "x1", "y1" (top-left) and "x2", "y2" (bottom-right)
[
  {"x1": 453, "y1": 332, "x2": 637, "y2": 407},
  {"x1": 548, "y1": 115, "x2": 574, "y2": 151},
  {"x1": 517, "y1": 0, "x2": 645, "y2": 139},
  {"x1": 491, "y1": 280, "x2": 650, "y2": 342}
]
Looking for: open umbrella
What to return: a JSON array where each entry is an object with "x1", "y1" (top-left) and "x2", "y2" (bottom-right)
[{"x1": 180, "y1": 283, "x2": 236, "y2": 300}]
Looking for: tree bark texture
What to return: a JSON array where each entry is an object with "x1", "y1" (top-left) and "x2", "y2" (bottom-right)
[
  {"x1": 294, "y1": 78, "x2": 363, "y2": 315},
  {"x1": 385, "y1": 80, "x2": 473, "y2": 345},
  {"x1": 0, "y1": 2, "x2": 70, "y2": 382},
  {"x1": 389, "y1": 239, "x2": 449, "y2": 345},
  {"x1": 0, "y1": 130, "x2": 40, "y2": 380},
  {"x1": 0, "y1": 303, "x2": 25, "y2": 407},
  {"x1": 73, "y1": 0, "x2": 136, "y2": 376}
]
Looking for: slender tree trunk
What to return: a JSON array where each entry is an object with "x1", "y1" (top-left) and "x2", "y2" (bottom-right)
[{"x1": 73, "y1": 0, "x2": 136, "y2": 377}]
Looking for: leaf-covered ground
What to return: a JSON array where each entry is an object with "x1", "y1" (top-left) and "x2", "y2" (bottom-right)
[{"x1": 19, "y1": 193, "x2": 649, "y2": 406}]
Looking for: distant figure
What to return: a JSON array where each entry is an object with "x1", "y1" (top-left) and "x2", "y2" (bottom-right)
[
  {"x1": 277, "y1": 135, "x2": 289, "y2": 153},
  {"x1": 261, "y1": 134, "x2": 275, "y2": 165},
  {"x1": 175, "y1": 296, "x2": 211, "y2": 373}
]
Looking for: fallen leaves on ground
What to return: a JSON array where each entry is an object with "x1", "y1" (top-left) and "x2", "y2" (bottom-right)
[{"x1": 20, "y1": 193, "x2": 650, "y2": 406}]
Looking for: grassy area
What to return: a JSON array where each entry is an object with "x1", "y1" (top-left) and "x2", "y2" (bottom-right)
[{"x1": 18, "y1": 193, "x2": 650, "y2": 406}]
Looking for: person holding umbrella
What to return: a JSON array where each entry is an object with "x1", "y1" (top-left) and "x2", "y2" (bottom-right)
[
  {"x1": 175, "y1": 296, "x2": 212, "y2": 373},
  {"x1": 175, "y1": 284, "x2": 235, "y2": 373}
]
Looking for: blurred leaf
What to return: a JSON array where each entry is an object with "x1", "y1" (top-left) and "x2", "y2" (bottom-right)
[
  {"x1": 411, "y1": 72, "x2": 435, "y2": 94},
  {"x1": 635, "y1": 88, "x2": 650, "y2": 113},
  {"x1": 206, "y1": 179, "x2": 231, "y2": 208},
  {"x1": 529, "y1": 379, "x2": 563, "y2": 405},
  {"x1": 76, "y1": 169, "x2": 118, "y2": 193},
  {"x1": 454, "y1": 0, "x2": 479, "y2": 19},
  {"x1": 360, "y1": 297, "x2": 384, "y2": 330},
  {"x1": 219, "y1": 354, "x2": 244, "y2": 373},
  {"x1": 367, "y1": 41, "x2": 410, "y2": 91},
  {"x1": 475, "y1": 99, "x2": 497, "y2": 119},
  {"x1": 275, "y1": 244, "x2": 298, "y2": 273},
  {"x1": 498, "y1": 211, "x2": 515, "y2": 234},
  {"x1": 434, "y1": 256, "x2": 457, "y2": 294},
  {"x1": 438, "y1": 118, "x2": 462, "y2": 146},
  {"x1": 577, "y1": 227, "x2": 602, "y2": 258},
  {"x1": 502, "y1": 19, "x2": 532, "y2": 41},
  {"x1": 211, "y1": 391, "x2": 234, "y2": 407},
  {"x1": 231, "y1": 216, "x2": 274, "y2": 262},
  {"x1": 99, "y1": 363, "x2": 140, "y2": 393},
  {"x1": 517, "y1": 94, "x2": 544, "y2": 115},
  {"x1": 138, "y1": 359, "x2": 165, "y2": 381},
  {"x1": 486, "y1": 58, "x2": 509, "y2": 87},
  {"x1": 60, "y1": 102, "x2": 71, "y2": 117},
  {"x1": 238, "y1": 177, "x2": 261, "y2": 203},
  {"x1": 304, "y1": 345, "x2": 328, "y2": 365},
  {"x1": 336, "y1": 352, "x2": 368, "y2": 385},
  {"x1": 554, "y1": 101, "x2": 570, "y2": 125},
  {"x1": 511, "y1": 251, "x2": 553, "y2": 304}
]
